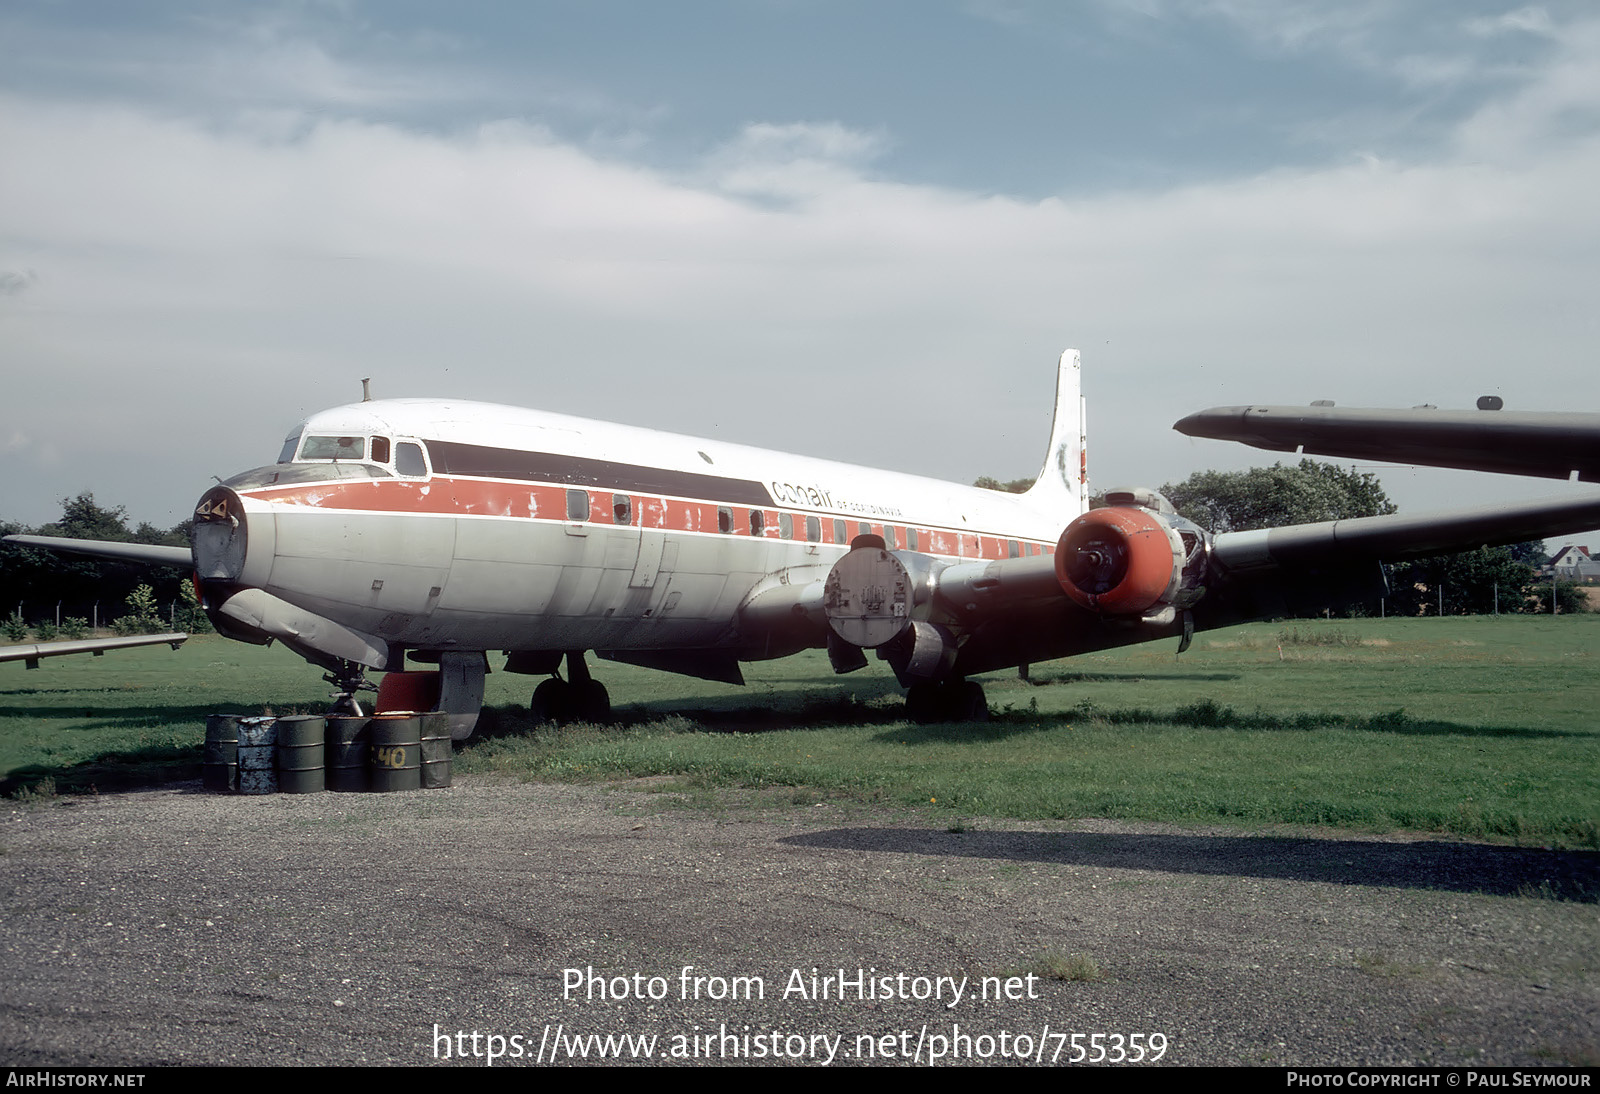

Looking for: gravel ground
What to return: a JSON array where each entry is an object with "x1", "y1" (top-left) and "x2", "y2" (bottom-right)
[{"x1": 1, "y1": 778, "x2": 1595, "y2": 1068}]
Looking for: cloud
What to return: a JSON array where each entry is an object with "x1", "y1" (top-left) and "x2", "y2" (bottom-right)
[
  {"x1": 1454, "y1": 15, "x2": 1600, "y2": 157},
  {"x1": 0, "y1": 269, "x2": 37, "y2": 296},
  {"x1": 2, "y1": 7, "x2": 1599, "y2": 525},
  {"x1": 1465, "y1": 6, "x2": 1558, "y2": 39}
]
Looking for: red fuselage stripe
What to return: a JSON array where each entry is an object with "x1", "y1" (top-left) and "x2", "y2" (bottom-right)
[{"x1": 242, "y1": 476, "x2": 1055, "y2": 561}]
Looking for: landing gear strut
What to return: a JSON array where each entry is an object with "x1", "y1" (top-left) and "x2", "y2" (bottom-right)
[
  {"x1": 324, "y1": 660, "x2": 377, "y2": 717},
  {"x1": 531, "y1": 651, "x2": 612, "y2": 725},
  {"x1": 904, "y1": 679, "x2": 989, "y2": 724}
]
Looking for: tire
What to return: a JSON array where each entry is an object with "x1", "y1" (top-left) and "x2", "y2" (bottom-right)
[
  {"x1": 950, "y1": 680, "x2": 989, "y2": 723},
  {"x1": 570, "y1": 679, "x2": 611, "y2": 724},
  {"x1": 905, "y1": 683, "x2": 942, "y2": 724},
  {"x1": 531, "y1": 678, "x2": 572, "y2": 725}
]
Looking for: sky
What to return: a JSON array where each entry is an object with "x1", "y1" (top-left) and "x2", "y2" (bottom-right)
[{"x1": 2, "y1": 0, "x2": 1597, "y2": 541}]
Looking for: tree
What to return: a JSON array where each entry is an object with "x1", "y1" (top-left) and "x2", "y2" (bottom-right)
[
  {"x1": 1385, "y1": 545, "x2": 1539, "y2": 616},
  {"x1": 1160, "y1": 459, "x2": 1396, "y2": 532},
  {"x1": 112, "y1": 584, "x2": 161, "y2": 635},
  {"x1": 47, "y1": 493, "x2": 132, "y2": 542},
  {"x1": 0, "y1": 494, "x2": 208, "y2": 632},
  {"x1": 973, "y1": 476, "x2": 1033, "y2": 494}
]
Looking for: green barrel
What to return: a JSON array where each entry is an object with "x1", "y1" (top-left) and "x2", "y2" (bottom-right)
[
  {"x1": 324, "y1": 714, "x2": 371, "y2": 793},
  {"x1": 203, "y1": 714, "x2": 242, "y2": 793},
  {"x1": 236, "y1": 716, "x2": 278, "y2": 795},
  {"x1": 274, "y1": 714, "x2": 326, "y2": 794},
  {"x1": 368, "y1": 713, "x2": 422, "y2": 792},
  {"x1": 420, "y1": 711, "x2": 453, "y2": 790}
]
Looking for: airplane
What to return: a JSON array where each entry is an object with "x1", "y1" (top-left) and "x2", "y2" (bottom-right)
[
  {"x1": 9, "y1": 350, "x2": 1600, "y2": 738},
  {"x1": 1175, "y1": 401, "x2": 1600, "y2": 482}
]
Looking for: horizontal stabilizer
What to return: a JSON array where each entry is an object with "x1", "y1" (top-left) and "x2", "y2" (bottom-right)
[{"x1": 4, "y1": 535, "x2": 193, "y2": 568}]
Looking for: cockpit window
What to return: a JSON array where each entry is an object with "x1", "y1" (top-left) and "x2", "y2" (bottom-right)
[
  {"x1": 277, "y1": 429, "x2": 304, "y2": 465},
  {"x1": 371, "y1": 436, "x2": 391, "y2": 464},
  {"x1": 299, "y1": 435, "x2": 366, "y2": 461},
  {"x1": 396, "y1": 442, "x2": 427, "y2": 477}
]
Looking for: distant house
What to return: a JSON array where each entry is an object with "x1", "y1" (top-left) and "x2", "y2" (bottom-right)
[{"x1": 1550, "y1": 545, "x2": 1600, "y2": 580}]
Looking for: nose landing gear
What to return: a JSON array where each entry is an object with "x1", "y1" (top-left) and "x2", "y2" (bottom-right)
[{"x1": 325, "y1": 660, "x2": 378, "y2": 717}]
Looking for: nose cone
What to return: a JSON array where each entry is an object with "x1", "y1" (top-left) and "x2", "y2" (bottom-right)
[{"x1": 192, "y1": 485, "x2": 248, "y2": 581}]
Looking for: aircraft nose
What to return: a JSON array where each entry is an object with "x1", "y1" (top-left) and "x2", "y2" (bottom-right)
[{"x1": 192, "y1": 485, "x2": 248, "y2": 581}]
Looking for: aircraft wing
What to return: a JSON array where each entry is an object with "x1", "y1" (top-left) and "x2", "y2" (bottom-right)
[
  {"x1": 1174, "y1": 404, "x2": 1600, "y2": 482},
  {"x1": 4, "y1": 535, "x2": 194, "y2": 567},
  {"x1": 1208, "y1": 493, "x2": 1600, "y2": 568},
  {"x1": 0, "y1": 632, "x2": 189, "y2": 668},
  {"x1": 819, "y1": 490, "x2": 1600, "y2": 683}
]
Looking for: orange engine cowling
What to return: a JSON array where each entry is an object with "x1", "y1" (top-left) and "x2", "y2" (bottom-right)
[{"x1": 1055, "y1": 507, "x2": 1185, "y2": 615}]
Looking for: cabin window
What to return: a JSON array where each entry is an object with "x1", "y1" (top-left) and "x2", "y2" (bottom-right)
[
  {"x1": 750, "y1": 510, "x2": 765, "y2": 536},
  {"x1": 300, "y1": 435, "x2": 365, "y2": 461},
  {"x1": 858, "y1": 522, "x2": 871, "y2": 537},
  {"x1": 278, "y1": 429, "x2": 303, "y2": 464},
  {"x1": 884, "y1": 525, "x2": 898, "y2": 549},
  {"x1": 567, "y1": 489, "x2": 590, "y2": 521},
  {"x1": 779, "y1": 513, "x2": 794, "y2": 540},
  {"x1": 1008, "y1": 539, "x2": 1021, "y2": 559},
  {"x1": 370, "y1": 436, "x2": 391, "y2": 464},
  {"x1": 613, "y1": 494, "x2": 632, "y2": 526},
  {"x1": 833, "y1": 519, "x2": 846, "y2": 544},
  {"x1": 805, "y1": 516, "x2": 821, "y2": 542},
  {"x1": 718, "y1": 506, "x2": 733, "y2": 534},
  {"x1": 396, "y1": 442, "x2": 427, "y2": 476},
  {"x1": 907, "y1": 528, "x2": 919, "y2": 552}
]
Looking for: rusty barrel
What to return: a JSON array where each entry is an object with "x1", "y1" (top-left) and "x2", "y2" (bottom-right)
[
  {"x1": 325, "y1": 714, "x2": 371, "y2": 793},
  {"x1": 236, "y1": 716, "x2": 278, "y2": 795},
  {"x1": 274, "y1": 714, "x2": 326, "y2": 794},
  {"x1": 420, "y1": 711, "x2": 453, "y2": 789},
  {"x1": 368, "y1": 712, "x2": 422, "y2": 792},
  {"x1": 202, "y1": 714, "x2": 242, "y2": 793}
]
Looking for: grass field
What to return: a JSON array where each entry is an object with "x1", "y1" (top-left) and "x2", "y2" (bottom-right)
[{"x1": 3, "y1": 616, "x2": 1597, "y2": 848}]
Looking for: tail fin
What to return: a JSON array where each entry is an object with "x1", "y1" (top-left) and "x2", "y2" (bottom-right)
[{"x1": 1024, "y1": 349, "x2": 1088, "y2": 517}]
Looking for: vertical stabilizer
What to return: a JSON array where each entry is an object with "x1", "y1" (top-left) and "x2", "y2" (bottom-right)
[{"x1": 1023, "y1": 349, "x2": 1088, "y2": 518}]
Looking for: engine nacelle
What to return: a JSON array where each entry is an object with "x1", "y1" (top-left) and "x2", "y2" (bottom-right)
[
  {"x1": 1055, "y1": 506, "x2": 1186, "y2": 615},
  {"x1": 824, "y1": 544, "x2": 940, "y2": 648}
]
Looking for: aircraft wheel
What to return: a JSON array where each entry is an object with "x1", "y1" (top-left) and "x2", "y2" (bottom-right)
[
  {"x1": 905, "y1": 683, "x2": 942, "y2": 724},
  {"x1": 949, "y1": 680, "x2": 989, "y2": 723},
  {"x1": 531, "y1": 678, "x2": 572, "y2": 725},
  {"x1": 571, "y1": 679, "x2": 611, "y2": 724}
]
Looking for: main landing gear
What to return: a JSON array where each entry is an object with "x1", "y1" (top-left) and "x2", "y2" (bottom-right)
[
  {"x1": 531, "y1": 651, "x2": 612, "y2": 725},
  {"x1": 904, "y1": 679, "x2": 989, "y2": 725}
]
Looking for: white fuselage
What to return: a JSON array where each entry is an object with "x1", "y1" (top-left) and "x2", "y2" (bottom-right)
[{"x1": 226, "y1": 398, "x2": 1078, "y2": 657}]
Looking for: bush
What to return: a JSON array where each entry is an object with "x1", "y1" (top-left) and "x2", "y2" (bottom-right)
[
  {"x1": 33, "y1": 621, "x2": 57, "y2": 641},
  {"x1": 2, "y1": 616, "x2": 29, "y2": 642},
  {"x1": 60, "y1": 617, "x2": 88, "y2": 640},
  {"x1": 112, "y1": 584, "x2": 161, "y2": 635}
]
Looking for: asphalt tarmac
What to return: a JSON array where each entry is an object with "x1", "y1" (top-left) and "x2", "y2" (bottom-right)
[{"x1": 1, "y1": 778, "x2": 1595, "y2": 1067}]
